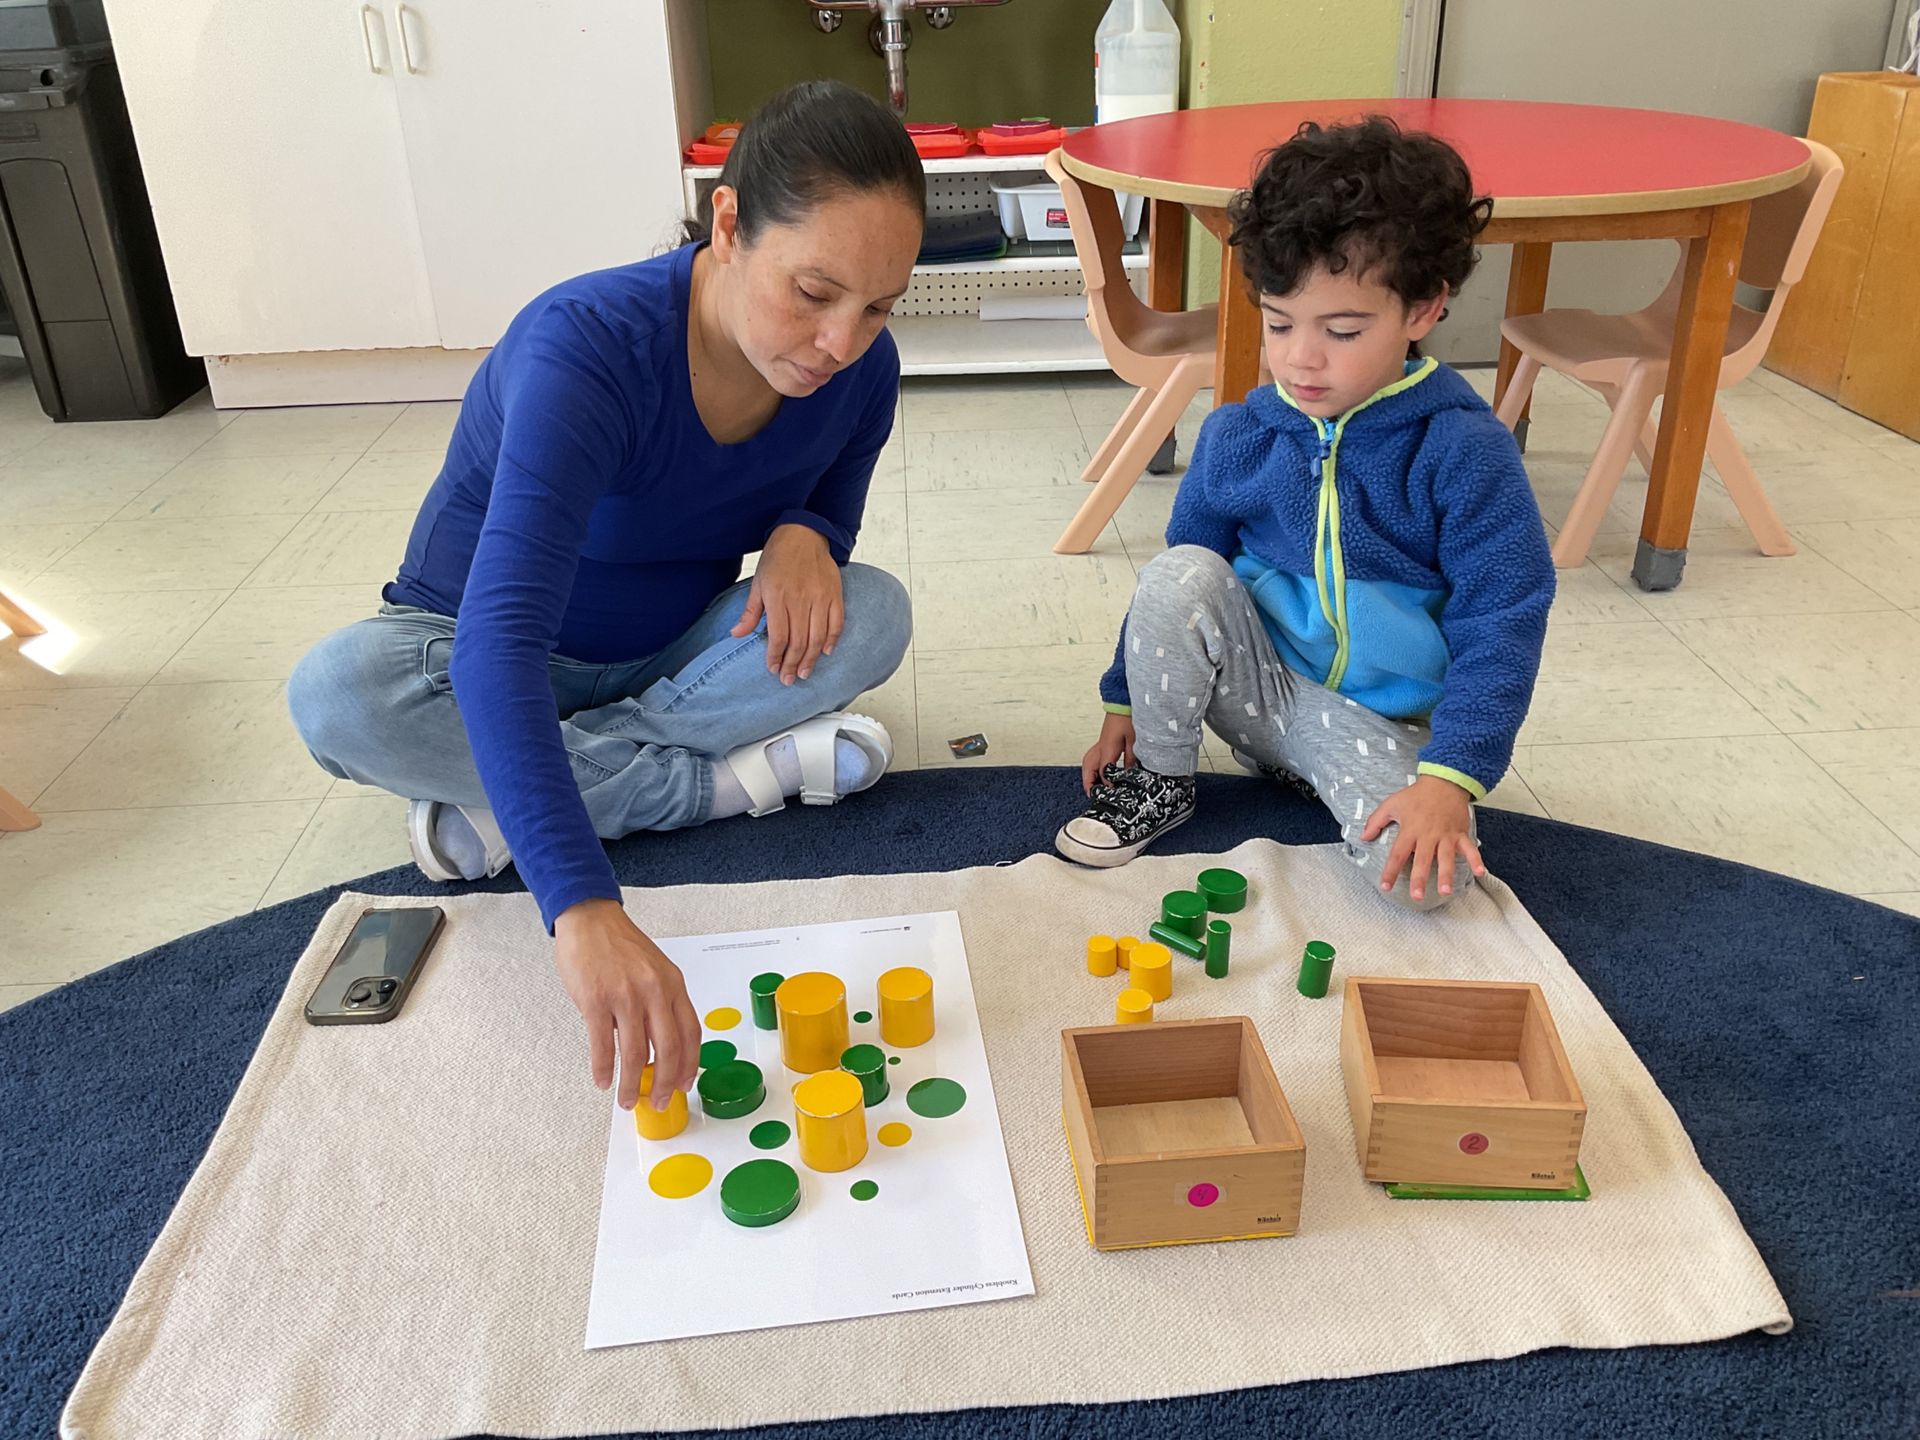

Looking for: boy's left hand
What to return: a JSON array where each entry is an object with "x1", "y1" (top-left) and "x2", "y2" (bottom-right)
[{"x1": 1361, "y1": 774, "x2": 1487, "y2": 903}]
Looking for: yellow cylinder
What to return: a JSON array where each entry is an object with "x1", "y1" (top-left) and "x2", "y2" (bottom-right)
[
  {"x1": 877, "y1": 965, "x2": 935, "y2": 1048},
  {"x1": 632, "y1": 1066, "x2": 688, "y2": 1141},
  {"x1": 1116, "y1": 935, "x2": 1138, "y2": 971},
  {"x1": 776, "y1": 972, "x2": 849, "y2": 1074},
  {"x1": 793, "y1": 1069, "x2": 868, "y2": 1173},
  {"x1": 1130, "y1": 941, "x2": 1173, "y2": 1001},
  {"x1": 1086, "y1": 934, "x2": 1118, "y2": 977},
  {"x1": 1116, "y1": 988, "x2": 1154, "y2": 1024}
]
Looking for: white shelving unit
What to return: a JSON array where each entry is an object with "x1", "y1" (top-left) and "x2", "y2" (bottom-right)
[{"x1": 683, "y1": 152, "x2": 1146, "y2": 376}]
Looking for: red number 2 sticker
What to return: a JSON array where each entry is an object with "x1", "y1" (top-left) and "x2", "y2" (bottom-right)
[{"x1": 1459, "y1": 1132, "x2": 1490, "y2": 1155}]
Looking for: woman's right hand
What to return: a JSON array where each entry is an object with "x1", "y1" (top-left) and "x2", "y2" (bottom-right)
[
  {"x1": 553, "y1": 898, "x2": 701, "y2": 1111},
  {"x1": 1081, "y1": 711, "x2": 1137, "y2": 794}
]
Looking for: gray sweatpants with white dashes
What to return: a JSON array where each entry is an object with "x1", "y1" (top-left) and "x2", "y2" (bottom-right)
[{"x1": 1124, "y1": 545, "x2": 1475, "y2": 910}]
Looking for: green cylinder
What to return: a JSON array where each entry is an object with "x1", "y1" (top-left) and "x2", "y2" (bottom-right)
[
  {"x1": 720, "y1": 1158, "x2": 802, "y2": 1228},
  {"x1": 698, "y1": 1059, "x2": 766, "y2": 1119},
  {"x1": 749, "y1": 971, "x2": 783, "y2": 1030},
  {"x1": 1205, "y1": 919, "x2": 1232, "y2": 978},
  {"x1": 1148, "y1": 920, "x2": 1207, "y2": 961},
  {"x1": 839, "y1": 1042, "x2": 890, "y2": 1107},
  {"x1": 1297, "y1": 940, "x2": 1336, "y2": 999},
  {"x1": 1196, "y1": 867, "x2": 1248, "y2": 913},
  {"x1": 1161, "y1": 889, "x2": 1207, "y2": 937}
]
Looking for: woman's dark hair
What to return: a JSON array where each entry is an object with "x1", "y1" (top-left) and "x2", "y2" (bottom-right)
[
  {"x1": 1226, "y1": 117, "x2": 1492, "y2": 307},
  {"x1": 683, "y1": 80, "x2": 926, "y2": 246}
]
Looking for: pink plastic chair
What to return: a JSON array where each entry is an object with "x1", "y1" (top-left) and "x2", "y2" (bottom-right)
[
  {"x1": 1044, "y1": 150, "x2": 1218, "y2": 555},
  {"x1": 1495, "y1": 140, "x2": 1842, "y2": 568}
]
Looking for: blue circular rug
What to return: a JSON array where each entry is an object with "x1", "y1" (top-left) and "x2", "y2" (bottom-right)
[{"x1": 3, "y1": 768, "x2": 1915, "y2": 1437}]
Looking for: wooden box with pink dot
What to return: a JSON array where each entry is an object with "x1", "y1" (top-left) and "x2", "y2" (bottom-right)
[{"x1": 1061, "y1": 1016, "x2": 1306, "y2": 1251}]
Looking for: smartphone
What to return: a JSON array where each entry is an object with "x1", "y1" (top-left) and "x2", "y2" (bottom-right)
[{"x1": 303, "y1": 905, "x2": 445, "y2": 1026}]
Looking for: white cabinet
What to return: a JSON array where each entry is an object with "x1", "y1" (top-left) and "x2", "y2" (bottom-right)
[
  {"x1": 104, "y1": 1, "x2": 690, "y2": 362},
  {"x1": 102, "y1": 0, "x2": 439, "y2": 354},
  {"x1": 386, "y1": 1, "x2": 686, "y2": 348}
]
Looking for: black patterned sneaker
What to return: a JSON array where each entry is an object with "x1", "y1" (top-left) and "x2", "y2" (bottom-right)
[
  {"x1": 1055, "y1": 763, "x2": 1198, "y2": 868},
  {"x1": 1230, "y1": 747, "x2": 1321, "y2": 802}
]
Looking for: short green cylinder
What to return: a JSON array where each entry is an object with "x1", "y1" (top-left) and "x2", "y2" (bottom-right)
[
  {"x1": 698, "y1": 1059, "x2": 767, "y2": 1118},
  {"x1": 839, "y1": 1042, "x2": 890, "y2": 1107},
  {"x1": 1205, "y1": 919, "x2": 1232, "y2": 978},
  {"x1": 749, "y1": 971, "x2": 783, "y2": 1030},
  {"x1": 1148, "y1": 920, "x2": 1207, "y2": 961},
  {"x1": 1297, "y1": 940, "x2": 1336, "y2": 999},
  {"x1": 1161, "y1": 890, "x2": 1207, "y2": 937},
  {"x1": 1196, "y1": 867, "x2": 1248, "y2": 913}
]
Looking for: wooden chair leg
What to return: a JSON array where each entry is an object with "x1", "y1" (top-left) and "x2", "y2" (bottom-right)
[
  {"x1": 0, "y1": 588, "x2": 46, "y2": 639},
  {"x1": 0, "y1": 784, "x2": 42, "y2": 832},
  {"x1": 1707, "y1": 403, "x2": 1795, "y2": 556},
  {"x1": 1082, "y1": 385, "x2": 1157, "y2": 483},
  {"x1": 1056, "y1": 369, "x2": 1202, "y2": 554},
  {"x1": 1495, "y1": 354, "x2": 1542, "y2": 431},
  {"x1": 1553, "y1": 367, "x2": 1659, "y2": 569}
]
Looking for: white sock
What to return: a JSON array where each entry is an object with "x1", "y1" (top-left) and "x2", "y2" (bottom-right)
[
  {"x1": 708, "y1": 735, "x2": 882, "y2": 820},
  {"x1": 431, "y1": 804, "x2": 490, "y2": 880}
]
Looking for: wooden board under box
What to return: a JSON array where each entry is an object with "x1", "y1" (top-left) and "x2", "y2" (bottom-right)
[
  {"x1": 1061, "y1": 1016, "x2": 1305, "y2": 1251},
  {"x1": 1340, "y1": 977, "x2": 1586, "y2": 1190}
]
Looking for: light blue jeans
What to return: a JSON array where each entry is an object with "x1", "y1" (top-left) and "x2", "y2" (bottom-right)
[{"x1": 287, "y1": 564, "x2": 911, "y2": 836}]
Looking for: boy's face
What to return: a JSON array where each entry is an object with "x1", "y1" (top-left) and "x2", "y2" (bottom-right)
[{"x1": 1259, "y1": 264, "x2": 1448, "y2": 420}]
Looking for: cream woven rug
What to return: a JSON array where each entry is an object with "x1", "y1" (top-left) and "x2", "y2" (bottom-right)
[{"x1": 63, "y1": 842, "x2": 1789, "y2": 1439}]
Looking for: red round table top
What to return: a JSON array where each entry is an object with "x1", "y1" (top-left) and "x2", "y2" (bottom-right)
[{"x1": 1060, "y1": 99, "x2": 1810, "y2": 217}]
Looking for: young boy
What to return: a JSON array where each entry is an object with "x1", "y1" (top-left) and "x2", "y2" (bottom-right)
[{"x1": 1055, "y1": 117, "x2": 1554, "y2": 909}]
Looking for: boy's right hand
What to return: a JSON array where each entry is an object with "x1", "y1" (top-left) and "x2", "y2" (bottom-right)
[{"x1": 1081, "y1": 712, "x2": 1137, "y2": 794}]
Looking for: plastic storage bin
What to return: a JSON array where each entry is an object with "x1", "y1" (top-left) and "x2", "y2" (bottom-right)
[
  {"x1": 0, "y1": 0, "x2": 201, "y2": 420},
  {"x1": 990, "y1": 174, "x2": 1144, "y2": 242}
]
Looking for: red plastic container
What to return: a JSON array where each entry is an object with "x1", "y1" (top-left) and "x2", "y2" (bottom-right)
[
  {"x1": 910, "y1": 127, "x2": 976, "y2": 159},
  {"x1": 976, "y1": 124, "x2": 1066, "y2": 156}
]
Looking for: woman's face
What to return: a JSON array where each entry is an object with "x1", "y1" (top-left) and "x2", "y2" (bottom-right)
[{"x1": 709, "y1": 187, "x2": 922, "y2": 397}]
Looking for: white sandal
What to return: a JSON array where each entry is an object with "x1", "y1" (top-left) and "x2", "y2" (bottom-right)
[
  {"x1": 720, "y1": 712, "x2": 893, "y2": 817},
  {"x1": 407, "y1": 799, "x2": 513, "y2": 882}
]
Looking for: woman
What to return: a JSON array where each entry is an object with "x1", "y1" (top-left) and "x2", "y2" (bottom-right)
[{"x1": 289, "y1": 81, "x2": 922, "y2": 1116}]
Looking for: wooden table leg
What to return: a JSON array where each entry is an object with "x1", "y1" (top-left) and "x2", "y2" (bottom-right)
[
  {"x1": 1632, "y1": 200, "x2": 1750, "y2": 592},
  {"x1": 1494, "y1": 241, "x2": 1553, "y2": 443},
  {"x1": 0, "y1": 784, "x2": 41, "y2": 832},
  {"x1": 0, "y1": 587, "x2": 46, "y2": 638},
  {"x1": 1147, "y1": 198, "x2": 1185, "y2": 312},
  {"x1": 1192, "y1": 206, "x2": 1262, "y2": 407}
]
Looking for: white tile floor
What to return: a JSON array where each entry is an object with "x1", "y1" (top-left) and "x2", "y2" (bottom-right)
[{"x1": 4, "y1": 357, "x2": 1919, "y2": 1011}]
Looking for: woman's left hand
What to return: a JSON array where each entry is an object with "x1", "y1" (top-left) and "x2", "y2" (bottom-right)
[{"x1": 732, "y1": 523, "x2": 845, "y2": 685}]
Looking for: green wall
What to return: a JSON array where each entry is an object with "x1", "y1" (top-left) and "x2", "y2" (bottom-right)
[
  {"x1": 706, "y1": 0, "x2": 1110, "y2": 128},
  {"x1": 1174, "y1": 0, "x2": 1403, "y2": 303},
  {"x1": 703, "y1": 1, "x2": 1404, "y2": 304}
]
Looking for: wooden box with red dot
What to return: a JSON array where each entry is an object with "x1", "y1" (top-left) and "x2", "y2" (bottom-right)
[
  {"x1": 1061, "y1": 1017, "x2": 1305, "y2": 1251},
  {"x1": 1339, "y1": 977, "x2": 1587, "y2": 1191}
]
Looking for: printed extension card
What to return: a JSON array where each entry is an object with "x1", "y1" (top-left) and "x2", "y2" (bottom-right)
[{"x1": 586, "y1": 911, "x2": 1034, "y2": 1347}]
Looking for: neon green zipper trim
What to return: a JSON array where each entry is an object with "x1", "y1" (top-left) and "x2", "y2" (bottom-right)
[{"x1": 1276, "y1": 358, "x2": 1439, "y2": 692}]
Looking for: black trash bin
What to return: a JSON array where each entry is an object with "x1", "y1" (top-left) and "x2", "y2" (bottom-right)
[{"x1": 0, "y1": 0, "x2": 201, "y2": 422}]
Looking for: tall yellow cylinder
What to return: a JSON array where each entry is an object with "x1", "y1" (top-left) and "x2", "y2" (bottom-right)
[
  {"x1": 776, "y1": 972, "x2": 849, "y2": 1074},
  {"x1": 632, "y1": 1066, "x2": 688, "y2": 1141},
  {"x1": 1130, "y1": 941, "x2": 1173, "y2": 1001},
  {"x1": 792, "y1": 1069, "x2": 868, "y2": 1173},
  {"x1": 1116, "y1": 987, "x2": 1154, "y2": 1024},
  {"x1": 877, "y1": 965, "x2": 935, "y2": 1048},
  {"x1": 1086, "y1": 934, "x2": 1118, "y2": 977},
  {"x1": 1116, "y1": 935, "x2": 1139, "y2": 971}
]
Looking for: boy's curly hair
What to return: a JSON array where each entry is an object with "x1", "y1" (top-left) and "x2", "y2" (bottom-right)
[{"x1": 1227, "y1": 117, "x2": 1493, "y2": 307}]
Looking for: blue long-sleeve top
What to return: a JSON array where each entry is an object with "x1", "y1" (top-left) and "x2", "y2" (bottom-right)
[
  {"x1": 1099, "y1": 359, "x2": 1554, "y2": 798},
  {"x1": 385, "y1": 243, "x2": 898, "y2": 928}
]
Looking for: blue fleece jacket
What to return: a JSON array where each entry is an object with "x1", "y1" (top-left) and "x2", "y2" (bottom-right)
[{"x1": 1099, "y1": 359, "x2": 1554, "y2": 798}]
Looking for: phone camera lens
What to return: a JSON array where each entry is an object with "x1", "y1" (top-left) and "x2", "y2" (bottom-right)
[
  {"x1": 377, "y1": 979, "x2": 397, "y2": 996},
  {"x1": 347, "y1": 982, "x2": 373, "y2": 1005}
]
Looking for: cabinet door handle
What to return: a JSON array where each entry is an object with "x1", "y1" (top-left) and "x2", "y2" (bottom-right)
[
  {"x1": 395, "y1": 3, "x2": 420, "y2": 74},
  {"x1": 359, "y1": 4, "x2": 386, "y2": 74}
]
